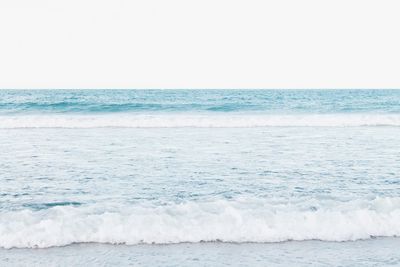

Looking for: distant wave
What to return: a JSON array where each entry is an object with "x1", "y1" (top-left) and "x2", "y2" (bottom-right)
[
  {"x1": 1, "y1": 114, "x2": 400, "y2": 128},
  {"x1": 1, "y1": 197, "x2": 400, "y2": 248}
]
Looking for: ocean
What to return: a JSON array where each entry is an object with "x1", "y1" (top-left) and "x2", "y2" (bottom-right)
[{"x1": 0, "y1": 89, "x2": 400, "y2": 266}]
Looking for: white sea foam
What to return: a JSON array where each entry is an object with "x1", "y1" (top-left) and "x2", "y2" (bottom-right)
[
  {"x1": 1, "y1": 197, "x2": 400, "y2": 248},
  {"x1": 1, "y1": 114, "x2": 400, "y2": 128}
]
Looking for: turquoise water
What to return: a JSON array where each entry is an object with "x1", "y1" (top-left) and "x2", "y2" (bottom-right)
[
  {"x1": 0, "y1": 90, "x2": 400, "y2": 266},
  {"x1": 1, "y1": 89, "x2": 400, "y2": 114}
]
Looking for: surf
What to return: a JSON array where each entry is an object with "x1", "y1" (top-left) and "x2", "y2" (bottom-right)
[
  {"x1": 1, "y1": 114, "x2": 400, "y2": 128},
  {"x1": 1, "y1": 197, "x2": 400, "y2": 249}
]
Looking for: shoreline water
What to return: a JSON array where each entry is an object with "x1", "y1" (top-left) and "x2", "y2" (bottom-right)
[{"x1": 2, "y1": 238, "x2": 400, "y2": 266}]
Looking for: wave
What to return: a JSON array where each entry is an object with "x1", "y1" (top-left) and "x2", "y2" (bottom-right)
[
  {"x1": 1, "y1": 114, "x2": 400, "y2": 128},
  {"x1": 1, "y1": 197, "x2": 400, "y2": 248}
]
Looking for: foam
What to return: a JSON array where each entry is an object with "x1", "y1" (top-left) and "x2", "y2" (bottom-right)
[
  {"x1": 1, "y1": 114, "x2": 400, "y2": 128},
  {"x1": 1, "y1": 197, "x2": 400, "y2": 248}
]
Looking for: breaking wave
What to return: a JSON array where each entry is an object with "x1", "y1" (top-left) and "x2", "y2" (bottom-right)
[
  {"x1": 1, "y1": 114, "x2": 400, "y2": 128},
  {"x1": 1, "y1": 197, "x2": 400, "y2": 248}
]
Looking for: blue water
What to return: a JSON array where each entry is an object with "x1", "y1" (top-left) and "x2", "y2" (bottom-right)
[
  {"x1": 0, "y1": 90, "x2": 400, "y2": 266},
  {"x1": 1, "y1": 89, "x2": 400, "y2": 114}
]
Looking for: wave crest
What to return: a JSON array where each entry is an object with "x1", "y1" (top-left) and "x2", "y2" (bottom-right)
[
  {"x1": 1, "y1": 114, "x2": 400, "y2": 128},
  {"x1": 1, "y1": 197, "x2": 400, "y2": 248}
]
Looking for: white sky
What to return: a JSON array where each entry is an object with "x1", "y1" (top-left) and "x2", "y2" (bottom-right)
[{"x1": 0, "y1": 0, "x2": 399, "y2": 89}]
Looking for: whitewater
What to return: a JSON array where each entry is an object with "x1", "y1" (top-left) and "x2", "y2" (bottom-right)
[
  {"x1": 1, "y1": 90, "x2": 400, "y2": 266},
  {"x1": 1, "y1": 114, "x2": 400, "y2": 128},
  {"x1": 2, "y1": 197, "x2": 400, "y2": 249}
]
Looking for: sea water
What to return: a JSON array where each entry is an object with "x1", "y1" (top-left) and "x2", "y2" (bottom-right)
[{"x1": 0, "y1": 90, "x2": 400, "y2": 266}]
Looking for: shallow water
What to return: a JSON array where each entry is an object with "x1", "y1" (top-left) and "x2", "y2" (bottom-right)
[{"x1": 2, "y1": 239, "x2": 400, "y2": 267}]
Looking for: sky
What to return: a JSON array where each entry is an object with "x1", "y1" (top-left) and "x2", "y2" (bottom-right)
[{"x1": 0, "y1": 0, "x2": 399, "y2": 89}]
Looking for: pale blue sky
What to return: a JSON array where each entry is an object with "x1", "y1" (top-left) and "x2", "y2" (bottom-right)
[{"x1": 0, "y1": 0, "x2": 399, "y2": 89}]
